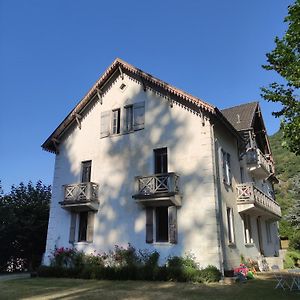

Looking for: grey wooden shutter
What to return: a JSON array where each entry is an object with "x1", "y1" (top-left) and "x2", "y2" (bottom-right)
[
  {"x1": 133, "y1": 102, "x2": 145, "y2": 130},
  {"x1": 69, "y1": 213, "x2": 77, "y2": 243},
  {"x1": 227, "y1": 153, "x2": 232, "y2": 185},
  {"x1": 146, "y1": 207, "x2": 153, "y2": 243},
  {"x1": 221, "y1": 149, "x2": 226, "y2": 183},
  {"x1": 87, "y1": 212, "x2": 95, "y2": 242},
  {"x1": 100, "y1": 111, "x2": 111, "y2": 138},
  {"x1": 168, "y1": 206, "x2": 177, "y2": 244}
]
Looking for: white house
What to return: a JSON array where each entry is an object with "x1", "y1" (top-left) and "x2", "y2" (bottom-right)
[{"x1": 42, "y1": 58, "x2": 282, "y2": 272}]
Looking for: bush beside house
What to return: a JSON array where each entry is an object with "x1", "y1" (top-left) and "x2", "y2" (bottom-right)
[{"x1": 38, "y1": 244, "x2": 221, "y2": 283}]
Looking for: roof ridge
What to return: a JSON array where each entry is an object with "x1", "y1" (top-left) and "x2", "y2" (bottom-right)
[{"x1": 221, "y1": 101, "x2": 259, "y2": 112}]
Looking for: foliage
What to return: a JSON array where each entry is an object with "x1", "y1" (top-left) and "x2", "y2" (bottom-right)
[
  {"x1": 198, "y1": 265, "x2": 222, "y2": 283},
  {"x1": 269, "y1": 130, "x2": 300, "y2": 239},
  {"x1": 0, "y1": 181, "x2": 51, "y2": 272},
  {"x1": 39, "y1": 246, "x2": 221, "y2": 283},
  {"x1": 288, "y1": 231, "x2": 300, "y2": 251},
  {"x1": 261, "y1": 0, "x2": 300, "y2": 155},
  {"x1": 284, "y1": 250, "x2": 300, "y2": 268}
]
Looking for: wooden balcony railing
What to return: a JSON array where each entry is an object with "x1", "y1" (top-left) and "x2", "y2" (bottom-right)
[
  {"x1": 133, "y1": 172, "x2": 181, "y2": 206},
  {"x1": 236, "y1": 183, "x2": 281, "y2": 218},
  {"x1": 60, "y1": 182, "x2": 99, "y2": 211},
  {"x1": 246, "y1": 148, "x2": 274, "y2": 177}
]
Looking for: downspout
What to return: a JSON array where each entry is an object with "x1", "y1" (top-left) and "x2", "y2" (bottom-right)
[{"x1": 210, "y1": 122, "x2": 225, "y2": 277}]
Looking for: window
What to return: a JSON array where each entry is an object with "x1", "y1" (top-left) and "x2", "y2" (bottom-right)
[
  {"x1": 145, "y1": 206, "x2": 177, "y2": 244},
  {"x1": 222, "y1": 150, "x2": 231, "y2": 185},
  {"x1": 266, "y1": 221, "x2": 272, "y2": 243},
  {"x1": 156, "y1": 207, "x2": 169, "y2": 242},
  {"x1": 100, "y1": 102, "x2": 145, "y2": 138},
  {"x1": 124, "y1": 105, "x2": 133, "y2": 132},
  {"x1": 81, "y1": 161, "x2": 91, "y2": 183},
  {"x1": 112, "y1": 108, "x2": 121, "y2": 134},
  {"x1": 78, "y1": 212, "x2": 88, "y2": 242},
  {"x1": 226, "y1": 207, "x2": 235, "y2": 244},
  {"x1": 242, "y1": 214, "x2": 253, "y2": 244},
  {"x1": 133, "y1": 102, "x2": 145, "y2": 130},
  {"x1": 69, "y1": 211, "x2": 95, "y2": 243},
  {"x1": 154, "y1": 148, "x2": 168, "y2": 174}
]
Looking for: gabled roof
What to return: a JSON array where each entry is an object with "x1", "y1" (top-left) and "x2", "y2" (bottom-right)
[
  {"x1": 42, "y1": 58, "x2": 241, "y2": 153},
  {"x1": 221, "y1": 102, "x2": 259, "y2": 131}
]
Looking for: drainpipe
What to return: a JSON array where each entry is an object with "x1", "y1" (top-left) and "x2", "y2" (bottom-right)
[{"x1": 210, "y1": 123, "x2": 225, "y2": 277}]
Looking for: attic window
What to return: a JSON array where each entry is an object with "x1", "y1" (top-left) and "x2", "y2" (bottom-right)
[
  {"x1": 120, "y1": 83, "x2": 127, "y2": 91},
  {"x1": 236, "y1": 114, "x2": 241, "y2": 124}
]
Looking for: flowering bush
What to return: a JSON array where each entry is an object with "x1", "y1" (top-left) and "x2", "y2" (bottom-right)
[
  {"x1": 41, "y1": 244, "x2": 221, "y2": 283},
  {"x1": 6, "y1": 257, "x2": 27, "y2": 272},
  {"x1": 50, "y1": 247, "x2": 84, "y2": 268}
]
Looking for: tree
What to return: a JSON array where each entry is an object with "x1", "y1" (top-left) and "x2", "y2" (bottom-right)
[
  {"x1": 261, "y1": 0, "x2": 300, "y2": 155},
  {"x1": 0, "y1": 181, "x2": 51, "y2": 271}
]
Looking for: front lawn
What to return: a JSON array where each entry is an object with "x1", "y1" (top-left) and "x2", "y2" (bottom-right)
[{"x1": 0, "y1": 274, "x2": 299, "y2": 300}]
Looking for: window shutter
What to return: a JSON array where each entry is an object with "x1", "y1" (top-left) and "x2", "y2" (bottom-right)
[
  {"x1": 146, "y1": 207, "x2": 153, "y2": 243},
  {"x1": 87, "y1": 212, "x2": 95, "y2": 242},
  {"x1": 133, "y1": 102, "x2": 145, "y2": 130},
  {"x1": 69, "y1": 213, "x2": 77, "y2": 243},
  {"x1": 221, "y1": 149, "x2": 226, "y2": 183},
  {"x1": 100, "y1": 111, "x2": 111, "y2": 138},
  {"x1": 227, "y1": 153, "x2": 232, "y2": 185},
  {"x1": 168, "y1": 206, "x2": 177, "y2": 244}
]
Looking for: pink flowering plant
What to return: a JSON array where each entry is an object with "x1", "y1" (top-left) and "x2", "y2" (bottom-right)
[{"x1": 50, "y1": 247, "x2": 84, "y2": 268}]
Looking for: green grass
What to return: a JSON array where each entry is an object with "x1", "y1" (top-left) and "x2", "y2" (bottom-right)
[{"x1": 0, "y1": 274, "x2": 299, "y2": 300}]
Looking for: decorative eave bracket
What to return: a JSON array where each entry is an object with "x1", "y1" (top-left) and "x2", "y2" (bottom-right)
[
  {"x1": 52, "y1": 137, "x2": 60, "y2": 153},
  {"x1": 96, "y1": 88, "x2": 103, "y2": 105}
]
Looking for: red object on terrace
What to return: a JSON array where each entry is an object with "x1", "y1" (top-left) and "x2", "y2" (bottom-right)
[{"x1": 234, "y1": 264, "x2": 249, "y2": 276}]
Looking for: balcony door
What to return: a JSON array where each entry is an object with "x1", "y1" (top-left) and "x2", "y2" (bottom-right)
[
  {"x1": 81, "y1": 161, "x2": 92, "y2": 183},
  {"x1": 154, "y1": 148, "x2": 168, "y2": 174}
]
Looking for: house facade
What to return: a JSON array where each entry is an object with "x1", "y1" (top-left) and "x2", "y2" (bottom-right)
[{"x1": 42, "y1": 58, "x2": 281, "y2": 272}]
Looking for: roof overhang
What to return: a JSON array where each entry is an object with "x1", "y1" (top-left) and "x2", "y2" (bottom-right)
[{"x1": 42, "y1": 58, "x2": 242, "y2": 153}]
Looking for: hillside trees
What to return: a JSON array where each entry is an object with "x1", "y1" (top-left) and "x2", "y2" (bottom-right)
[
  {"x1": 0, "y1": 181, "x2": 51, "y2": 271},
  {"x1": 261, "y1": 0, "x2": 300, "y2": 155}
]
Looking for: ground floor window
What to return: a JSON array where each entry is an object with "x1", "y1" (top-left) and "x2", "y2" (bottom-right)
[
  {"x1": 156, "y1": 207, "x2": 169, "y2": 242},
  {"x1": 226, "y1": 207, "x2": 235, "y2": 244},
  {"x1": 69, "y1": 211, "x2": 95, "y2": 243},
  {"x1": 78, "y1": 212, "x2": 88, "y2": 242},
  {"x1": 242, "y1": 214, "x2": 253, "y2": 244},
  {"x1": 145, "y1": 206, "x2": 177, "y2": 244}
]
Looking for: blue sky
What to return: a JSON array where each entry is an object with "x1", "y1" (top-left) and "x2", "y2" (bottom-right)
[{"x1": 0, "y1": 0, "x2": 292, "y2": 192}]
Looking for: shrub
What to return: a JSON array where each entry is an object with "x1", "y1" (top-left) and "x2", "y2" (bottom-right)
[
  {"x1": 284, "y1": 250, "x2": 300, "y2": 268},
  {"x1": 289, "y1": 232, "x2": 300, "y2": 251},
  {"x1": 284, "y1": 253, "x2": 295, "y2": 269},
  {"x1": 40, "y1": 246, "x2": 221, "y2": 283},
  {"x1": 50, "y1": 247, "x2": 84, "y2": 269},
  {"x1": 198, "y1": 265, "x2": 221, "y2": 283}
]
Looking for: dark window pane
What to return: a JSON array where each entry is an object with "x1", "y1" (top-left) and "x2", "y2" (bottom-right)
[
  {"x1": 78, "y1": 212, "x2": 88, "y2": 242},
  {"x1": 154, "y1": 148, "x2": 168, "y2": 174},
  {"x1": 156, "y1": 207, "x2": 168, "y2": 242},
  {"x1": 81, "y1": 161, "x2": 92, "y2": 182}
]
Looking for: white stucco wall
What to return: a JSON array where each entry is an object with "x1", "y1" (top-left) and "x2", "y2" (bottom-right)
[
  {"x1": 213, "y1": 123, "x2": 280, "y2": 269},
  {"x1": 44, "y1": 74, "x2": 220, "y2": 268}
]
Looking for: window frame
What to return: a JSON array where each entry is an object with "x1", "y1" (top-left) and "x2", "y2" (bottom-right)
[
  {"x1": 226, "y1": 207, "x2": 235, "y2": 244},
  {"x1": 222, "y1": 150, "x2": 232, "y2": 186},
  {"x1": 242, "y1": 214, "x2": 253, "y2": 244},
  {"x1": 124, "y1": 104, "x2": 134, "y2": 132},
  {"x1": 112, "y1": 108, "x2": 121, "y2": 135}
]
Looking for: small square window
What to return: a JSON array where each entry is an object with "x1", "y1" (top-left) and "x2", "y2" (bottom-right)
[{"x1": 120, "y1": 83, "x2": 127, "y2": 91}]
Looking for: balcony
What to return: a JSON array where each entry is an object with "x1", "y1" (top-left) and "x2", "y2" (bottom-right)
[
  {"x1": 236, "y1": 183, "x2": 281, "y2": 219},
  {"x1": 59, "y1": 182, "x2": 99, "y2": 212},
  {"x1": 246, "y1": 148, "x2": 274, "y2": 179},
  {"x1": 132, "y1": 172, "x2": 181, "y2": 206}
]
